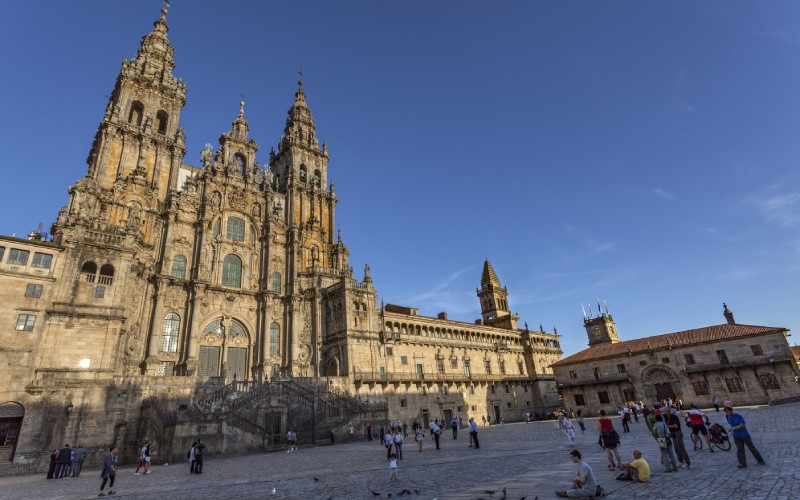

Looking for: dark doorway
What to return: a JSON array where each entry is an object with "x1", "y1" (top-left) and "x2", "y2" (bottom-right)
[
  {"x1": 654, "y1": 383, "x2": 676, "y2": 402},
  {"x1": 421, "y1": 410, "x2": 430, "y2": 427},
  {"x1": 227, "y1": 347, "x2": 247, "y2": 382},
  {"x1": 493, "y1": 405, "x2": 501, "y2": 424},
  {"x1": 0, "y1": 402, "x2": 24, "y2": 462},
  {"x1": 443, "y1": 409, "x2": 453, "y2": 424}
]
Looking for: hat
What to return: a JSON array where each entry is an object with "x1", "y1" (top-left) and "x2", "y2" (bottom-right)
[{"x1": 723, "y1": 406, "x2": 733, "y2": 412}]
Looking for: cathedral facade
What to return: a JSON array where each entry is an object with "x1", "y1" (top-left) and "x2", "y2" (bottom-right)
[{"x1": 0, "y1": 8, "x2": 562, "y2": 469}]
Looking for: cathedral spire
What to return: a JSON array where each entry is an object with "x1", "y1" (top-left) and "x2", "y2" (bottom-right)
[
  {"x1": 280, "y1": 77, "x2": 320, "y2": 151},
  {"x1": 480, "y1": 259, "x2": 501, "y2": 288}
]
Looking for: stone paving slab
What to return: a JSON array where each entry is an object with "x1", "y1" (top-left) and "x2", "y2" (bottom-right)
[{"x1": 1, "y1": 404, "x2": 798, "y2": 499}]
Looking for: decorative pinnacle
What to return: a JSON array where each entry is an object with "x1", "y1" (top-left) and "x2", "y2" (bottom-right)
[{"x1": 161, "y1": 0, "x2": 170, "y2": 18}]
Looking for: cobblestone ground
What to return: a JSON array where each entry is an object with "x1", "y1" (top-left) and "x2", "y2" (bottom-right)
[{"x1": 2, "y1": 403, "x2": 798, "y2": 499}]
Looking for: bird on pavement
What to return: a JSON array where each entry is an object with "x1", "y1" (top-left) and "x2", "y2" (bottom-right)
[{"x1": 371, "y1": 490, "x2": 381, "y2": 497}]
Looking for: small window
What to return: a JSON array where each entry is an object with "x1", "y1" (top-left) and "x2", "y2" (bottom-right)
[
  {"x1": 0, "y1": 246, "x2": 4, "y2": 261},
  {"x1": 270, "y1": 272, "x2": 281, "y2": 293},
  {"x1": 623, "y1": 388, "x2": 636, "y2": 401},
  {"x1": 400, "y1": 398, "x2": 407, "y2": 408},
  {"x1": 639, "y1": 360, "x2": 647, "y2": 366},
  {"x1": 313, "y1": 169, "x2": 321, "y2": 187},
  {"x1": 400, "y1": 356, "x2": 408, "y2": 365},
  {"x1": 226, "y1": 217, "x2": 245, "y2": 242},
  {"x1": 484, "y1": 360, "x2": 491, "y2": 374},
  {"x1": 725, "y1": 378, "x2": 742, "y2": 392},
  {"x1": 450, "y1": 358, "x2": 458, "y2": 368},
  {"x1": 441, "y1": 385, "x2": 448, "y2": 395},
  {"x1": 157, "y1": 361, "x2": 175, "y2": 376},
  {"x1": 760, "y1": 373, "x2": 780, "y2": 390},
  {"x1": 524, "y1": 385, "x2": 528, "y2": 393},
  {"x1": 234, "y1": 153, "x2": 247, "y2": 176},
  {"x1": 661, "y1": 357, "x2": 670, "y2": 364},
  {"x1": 161, "y1": 313, "x2": 180, "y2": 353},
  {"x1": 491, "y1": 386, "x2": 496, "y2": 394},
  {"x1": 99, "y1": 264, "x2": 115, "y2": 285},
  {"x1": 617, "y1": 363, "x2": 626, "y2": 373},
  {"x1": 95, "y1": 286, "x2": 106, "y2": 298},
  {"x1": 437, "y1": 358, "x2": 445, "y2": 374},
  {"x1": 31, "y1": 252, "x2": 53, "y2": 269},
  {"x1": 593, "y1": 367, "x2": 601, "y2": 380},
  {"x1": 507, "y1": 402, "x2": 512, "y2": 408},
  {"x1": 386, "y1": 347, "x2": 393, "y2": 356},
  {"x1": 7, "y1": 249, "x2": 30, "y2": 265},
  {"x1": 692, "y1": 380, "x2": 710, "y2": 396},
  {"x1": 128, "y1": 101, "x2": 144, "y2": 125},
  {"x1": 469, "y1": 385, "x2": 475, "y2": 395},
  {"x1": 171, "y1": 255, "x2": 187, "y2": 279},
  {"x1": 25, "y1": 284, "x2": 43, "y2": 298},
  {"x1": 16, "y1": 314, "x2": 36, "y2": 331},
  {"x1": 574, "y1": 394, "x2": 586, "y2": 406},
  {"x1": 222, "y1": 254, "x2": 242, "y2": 287},
  {"x1": 155, "y1": 110, "x2": 168, "y2": 135},
  {"x1": 717, "y1": 350, "x2": 729, "y2": 364},
  {"x1": 597, "y1": 391, "x2": 610, "y2": 404},
  {"x1": 299, "y1": 165, "x2": 307, "y2": 182},
  {"x1": 518, "y1": 361, "x2": 524, "y2": 375},
  {"x1": 751, "y1": 345, "x2": 764, "y2": 356},
  {"x1": 684, "y1": 354, "x2": 695, "y2": 365},
  {"x1": 499, "y1": 360, "x2": 506, "y2": 375},
  {"x1": 504, "y1": 384, "x2": 509, "y2": 393},
  {"x1": 569, "y1": 370, "x2": 577, "y2": 380}
]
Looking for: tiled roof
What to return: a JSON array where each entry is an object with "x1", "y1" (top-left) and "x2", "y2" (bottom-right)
[
  {"x1": 553, "y1": 324, "x2": 785, "y2": 367},
  {"x1": 791, "y1": 346, "x2": 800, "y2": 362}
]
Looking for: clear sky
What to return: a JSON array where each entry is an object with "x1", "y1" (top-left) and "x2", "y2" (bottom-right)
[{"x1": 2, "y1": 1, "x2": 799, "y2": 357}]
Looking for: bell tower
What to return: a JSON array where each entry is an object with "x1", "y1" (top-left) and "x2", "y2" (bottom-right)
[
  {"x1": 584, "y1": 305, "x2": 620, "y2": 346},
  {"x1": 477, "y1": 260, "x2": 518, "y2": 330}
]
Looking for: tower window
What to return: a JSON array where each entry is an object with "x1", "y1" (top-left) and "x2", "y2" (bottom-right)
[
  {"x1": 81, "y1": 261, "x2": 98, "y2": 283},
  {"x1": 171, "y1": 255, "x2": 187, "y2": 279},
  {"x1": 270, "y1": 272, "x2": 281, "y2": 293},
  {"x1": 226, "y1": 217, "x2": 245, "y2": 242},
  {"x1": 299, "y1": 165, "x2": 307, "y2": 182},
  {"x1": 128, "y1": 101, "x2": 144, "y2": 126},
  {"x1": 270, "y1": 323, "x2": 280, "y2": 356},
  {"x1": 313, "y1": 169, "x2": 321, "y2": 187},
  {"x1": 98, "y1": 264, "x2": 115, "y2": 285},
  {"x1": 155, "y1": 110, "x2": 168, "y2": 134},
  {"x1": 222, "y1": 254, "x2": 242, "y2": 288},
  {"x1": 161, "y1": 313, "x2": 180, "y2": 353},
  {"x1": 234, "y1": 153, "x2": 247, "y2": 176}
]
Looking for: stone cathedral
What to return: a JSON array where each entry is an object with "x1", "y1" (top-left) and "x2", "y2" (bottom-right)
[{"x1": 0, "y1": 8, "x2": 563, "y2": 470}]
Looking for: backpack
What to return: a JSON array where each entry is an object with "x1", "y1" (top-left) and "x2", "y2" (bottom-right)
[{"x1": 595, "y1": 485, "x2": 605, "y2": 497}]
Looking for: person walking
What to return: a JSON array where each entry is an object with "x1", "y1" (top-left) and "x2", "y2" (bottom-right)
[
  {"x1": 348, "y1": 425, "x2": 355, "y2": 443},
  {"x1": 194, "y1": 438, "x2": 205, "y2": 474},
  {"x1": 712, "y1": 396, "x2": 720, "y2": 412},
  {"x1": 620, "y1": 407, "x2": 631, "y2": 433},
  {"x1": 576, "y1": 410, "x2": 585, "y2": 434},
  {"x1": 388, "y1": 453, "x2": 398, "y2": 484},
  {"x1": 379, "y1": 425, "x2": 385, "y2": 445},
  {"x1": 384, "y1": 428, "x2": 394, "y2": 459},
  {"x1": 72, "y1": 445, "x2": 87, "y2": 477},
  {"x1": 652, "y1": 414, "x2": 678, "y2": 472},
  {"x1": 403, "y1": 421, "x2": 408, "y2": 437},
  {"x1": 46, "y1": 449, "x2": 58, "y2": 479},
  {"x1": 430, "y1": 421, "x2": 441, "y2": 450},
  {"x1": 469, "y1": 417, "x2": 480, "y2": 449},
  {"x1": 392, "y1": 427, "x2": 404, "y2": 460},
  {"x1": 724, "y1": 406, "x2": 765, "y2": 468},
  {"x1": 189, "y1": 441, "x2": 197, "y2": 474},
  {"x1": 366, "y1": 422, "x2": 373, "y2": 442},
  {"x1": 415, "y1": 426, "x2": 424, "y2": 452},
  {"x1": 563, "y1": 414, "x2": 576, "y2": 446},
  {"x1": 98, "y1": 445, "x2": 117, "y2": 496},
  {"x1": 481, "y1": 415, "x2": 487, "y2": 427},
  {"x1": 451, "y1": 417, "x2": 459, "y2": 439},
  {"x1": 664, "y1": 406, "x2": 690, "y2": 469},
  {"x1": 134, "y1": 441, "x2": 148, "y2": 475},
  {"x1": 142, "y1": 443, "x2": 152, "y2": 475},
  {"x1": 597, "y1": 410, "x2": 622, "y2": 470},
  {"x1": 55, "y1": 444, "x2": 72, "y2": 479}
]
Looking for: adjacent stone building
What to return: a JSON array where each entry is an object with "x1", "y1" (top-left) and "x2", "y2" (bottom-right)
[
  {"x1": 551, "y1": 305, "x2": 799, "y2": 415},
  {"x1": 0, "y1": 7, "x2": 562, "y2": 470}
]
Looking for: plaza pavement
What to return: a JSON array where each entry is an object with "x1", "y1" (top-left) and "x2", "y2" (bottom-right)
[{"x1": 1, "y1": 403, "x2": 798, "y2": 499}]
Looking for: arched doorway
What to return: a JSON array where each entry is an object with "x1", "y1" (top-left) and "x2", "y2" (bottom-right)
[
  {"x1": 641, "y1": 365, "x2": 681, "y2": 403},
  {"x1": 0, "y1": 402, "x2": 24, "y2": 461}
]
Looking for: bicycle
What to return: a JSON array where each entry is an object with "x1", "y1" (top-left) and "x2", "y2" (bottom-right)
[{"x1": 693, "y1": 423, "x2": 731, "y2": 451}]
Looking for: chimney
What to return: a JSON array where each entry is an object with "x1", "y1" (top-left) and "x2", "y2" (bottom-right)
[{"x1": 723, "y1": 303, "x2": 735, "y2": 325}]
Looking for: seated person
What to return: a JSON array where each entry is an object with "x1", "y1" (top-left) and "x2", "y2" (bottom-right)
[
  {"x1": 620, "y1": 450, "x2": 650, "y2": 482},
  {"x1": 555, "y1": 449, "x2": 597, "y2": 498}
]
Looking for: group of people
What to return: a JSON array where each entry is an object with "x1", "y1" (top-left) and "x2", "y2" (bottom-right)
[
  {"x1": 47, "y1": 444, "x2": 87, "y2": 479},
  {"x1": 555, "y1": 401, "x2": 766, "y2": 497}
]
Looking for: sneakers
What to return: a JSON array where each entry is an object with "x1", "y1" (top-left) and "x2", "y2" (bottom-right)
[
  {"x1": 98, "y1": 493, "x2": 106, "y2": 497},
  {"x1": 709, "y1": 449, "x2": 715, "y2": 453},
  {"x1": 134, "y1": 472, "x2": 140, "y2": 475},
  {"x1": 145, "y1": 471, "x2": 151, "y2": 474},
  {"x1": 737, "y1": 464, "x2": 747, "y2": 468}
]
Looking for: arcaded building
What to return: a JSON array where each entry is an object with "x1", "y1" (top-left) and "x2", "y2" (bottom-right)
[
  {"x1": 551, "y1": 305, "x2": 799, "y2": 414},
  {"x1": 0, "y1": 7, "x2": 562, "y2": 469}
]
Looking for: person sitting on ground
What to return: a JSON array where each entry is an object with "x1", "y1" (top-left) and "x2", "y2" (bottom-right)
[
  {"x1": 555, "y1": 449, "x2": 597, "y2": 498},
  {"x1": 619, "y1": 450, "x2": 650, "y2": 482}
]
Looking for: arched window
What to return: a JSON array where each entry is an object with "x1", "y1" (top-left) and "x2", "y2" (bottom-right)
[
  {"x1": 160, "y1": 313, "x2": 180, "y2": 352},
  {"x1": 99, "y1": 264, "x2": 115, "y2": 285},
  {"x1": 229, "y1": 319, "x2": 246, "y2": 338},
  {"x1": 313, "y1": 169, "x2": 321, "y2": 187},
  {"x1": 81, "y1": 261, "x2": 97, "y2": 283},
  {"x1": 234, "y1": 153, "x2": 247, "y2": 176},
  {"x1": 128, "y1": 101, "x2": 144, "y2": 126},
  {"x1": 270, "y1": 272, "x2": 281, "y2": 293},
  {"x1": 171, "y1": 255, "x2": 187, "y2": 279},
  {"x1": 155, "y1": 110, "x2": 168, "y2": 134},
  {"x1": 202, "y1": 318, "x2": 223, "y2": 335},
  {"x1": 270, "y1": 322, "x2": 280, "y2": 356},
  {"x1": 299, "y1": 165, "x2": 307, "y2": 182},
  {"x1": 226, "y1": 217, "x2": 245, "y2": 242},
  {"x1": 222, "y1": 254, "x2": 242, "y2": 288}
]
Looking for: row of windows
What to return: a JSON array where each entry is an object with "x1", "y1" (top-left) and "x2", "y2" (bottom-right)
[
  {"x1": 159, "y1": 315, "x2": 281, "y2": 357},
  {"x1": 212, "y1": 216, "x2": 254, "y2": 243},
  {"x1": 0, "y1": 247, "x2": 53, "y2": 268},
  {"x1": 128, "y1": 101, "x2": 169, "y2": 135},
  {"x1": 385, "y1": 322, "x2": 523, "y2": 347},
  {"x1": 80, "y1": 262, "x2": 115, "y2": 285},
  {"x1": 298, "y1": 166, "x2": 322, "y2": 185},
  {"x1": 169, "y1": 254, "x2": 281, "y2": 293}
]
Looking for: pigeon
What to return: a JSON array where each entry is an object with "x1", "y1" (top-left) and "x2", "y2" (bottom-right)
[
  {"x1": 372, "y1": 490, "x2": 381, "y2": 497},
  {"x1": 314, "y1": 477, "x2": 320, "y2": 482},
  {"x1": 271, "y1": 488, "x2": 277, "y2": 495}
]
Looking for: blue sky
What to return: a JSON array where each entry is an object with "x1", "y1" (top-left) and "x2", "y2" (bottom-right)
[{"x1": 2, "y1": 1, "x2": 799, "y2": 357}]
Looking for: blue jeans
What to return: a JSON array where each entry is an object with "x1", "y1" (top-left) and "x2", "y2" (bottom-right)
[{"x1": 395, "y1": 442, "x2": 403, "y2": 460}]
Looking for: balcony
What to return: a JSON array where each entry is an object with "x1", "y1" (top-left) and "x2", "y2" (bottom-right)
[
  {"x1": 352, "y1": 369, "x2": 532, "y2": 384},
  {"x1": 556, "y1": 372, "x2": 631, "y2": 388}
]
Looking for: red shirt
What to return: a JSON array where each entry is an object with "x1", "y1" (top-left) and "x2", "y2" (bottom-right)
[{"x1": 599, "y1": 417, "x2": 614, "y2": 433}]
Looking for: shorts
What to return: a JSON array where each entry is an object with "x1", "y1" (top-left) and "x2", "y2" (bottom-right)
[{"x1": 691, "y1": 424, "x2": 707, "y2": 436}]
